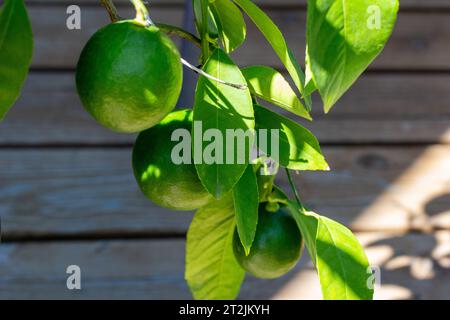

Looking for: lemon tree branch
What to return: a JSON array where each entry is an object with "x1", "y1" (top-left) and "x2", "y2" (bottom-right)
[
  {"x1": 200, "y1": 0, "x2": 210, "y2": 63},
  {"x1": 100, "y1": 0, "x2": 120, "y2": 22}
]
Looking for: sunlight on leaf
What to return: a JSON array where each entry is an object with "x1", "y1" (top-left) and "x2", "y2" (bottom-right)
[
  {"x1": 288, "y1": 201, "x2": 374, "y2": 300},
  {"x1": 233, "y1": 0, "x2": 312, "y2": 109},
  {"x1": 242, "y1": 66, "x2": 311, "y2": 120},
  {"x1": 254, "y1": 105, "x2": 328, "y2": 171},
  {"x1": 307, "y1": 0, "x2": 399, "y2": 112},
  {"x1": 185, "y1": 194, "x2": 245, "y2": 299},
  {"x1": 211, "y1": 0, "x2": 246, "y2": 53}
]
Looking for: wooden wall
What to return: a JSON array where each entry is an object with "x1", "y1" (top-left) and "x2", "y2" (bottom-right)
[{"x1": 0, "y1": 0, "x2": 449, "y2": 299}]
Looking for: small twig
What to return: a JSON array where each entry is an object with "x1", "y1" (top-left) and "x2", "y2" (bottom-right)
[
  {"x1": 181, "y1": 58, "x2": 247, "y2": 90},
  {"x1": 157, "y1": 23, "x2": 201, "y2": 48},
  {"x1": 285, "y1": 168, "x2": 304, "y2": 208},
  {"x1": 100, "y1": 0, "x2": 120, "y2": 22},
  {"x1": 200, "y1": 0, "x2": 210, "y2": 63}
]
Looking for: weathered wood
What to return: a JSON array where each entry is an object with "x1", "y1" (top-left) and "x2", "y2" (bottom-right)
[
  {"x1": 0, "y1": 232, "x2": 449, "y2": 299},
  {"x1": 2, "y1": 72, "x2": 449, "y2": 145},
  {"x1": 1, "y1": 146, "x2": 448, "y2": 238},
  {"x1": 27, "y1": 6, "x2": 450, "y2": 70}
]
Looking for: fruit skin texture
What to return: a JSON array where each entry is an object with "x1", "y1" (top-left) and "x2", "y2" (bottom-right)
[
  {"x1": 132, "y1": 109, "x2": 212, "y2": 211},
  {"x1": 233, "y1": 203, "x2": 304, "y2": 279},
  {"x1": 76, "y1": 20, "x2": 183, "y2": 133}
]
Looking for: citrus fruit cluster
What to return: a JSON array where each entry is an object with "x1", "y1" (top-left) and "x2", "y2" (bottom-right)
[{"x1": 76, "y1": 18, "x2": 303, "y2": 281}]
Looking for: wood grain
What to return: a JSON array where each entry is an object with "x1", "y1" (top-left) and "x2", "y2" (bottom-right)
[
  {"x1": 0, "y1": 232, "x2": 449, "y2": 299},
  {"x1": 27, "y1": 6, "x2": 450, "y2": 70},
  {"x1": 2, "y1": 72, "x2": 449, "y2": 145},
  {"x1": 1, "y1": 146, "x2": 448, "y2": 238}
]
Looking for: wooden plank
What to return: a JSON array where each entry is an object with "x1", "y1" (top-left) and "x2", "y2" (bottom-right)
[
  {"x1": 2, "y1": 72, "x2": 449, "y2": 145},
  {"x1": 27, "y1": 6, "x2": 450, "y2": 70},
  {"x1": 0, "y1": 149, "x2": 193, "y2": 238},
  {"x1": 1, "y1": 146, "x2": 449, "y2": 238},
  {"x1": 0, "y1": 232, "x2": 449, "y2": 299},
  {"x1": 24, "y1": 0, "x2": 450, "y2": 9}
]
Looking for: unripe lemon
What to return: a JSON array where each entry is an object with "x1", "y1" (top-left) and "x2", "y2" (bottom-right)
[
  {"x1": 233, "y1": 203, "x2": 304, "y2": 279},
  {"x1": 76, "y1": 20, "x2": 183, "y2": 133},
  {"x1": 132, "y1": 109, "x2": 212, "y2": 210}
]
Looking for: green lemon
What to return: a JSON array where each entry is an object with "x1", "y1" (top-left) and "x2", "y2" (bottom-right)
[
  {"x1": 76, "y1": 20, "x2": 183, "y2": 133},
  {"x1": 132, "y1": 109, "x2": 212, "y2": 210},
  {"x1": 233, "y1": 203, "x2": 304, "y2": 279}
]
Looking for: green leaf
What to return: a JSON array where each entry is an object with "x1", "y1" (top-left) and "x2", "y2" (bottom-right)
[
  {"x1": 304, "y1": 51, "x2": 317, "y2": 96},
  {"x1": 307, "y1": 0, "x2": 399, "y2": 112},
  {"x1": 185, "y1": 194, "x2": 245, "y2": 300},
  {"x1": 242, "y1": 66, "x2": 311, "y2": 121},
  {"x1": 288, "y1": 201, "x2": 374, "y2": 300},
  {"x1": 232, "y1": 164, "x2": 259, "y2": 255},
  {"x1": 193, "y1": 0, "x2": 219, "y2": 41},
  {"x1": 210, "y1": 0, "x2": 246, "y2": 53},
  {"x1": 0, "y1": 0, "x2": 33, "y2": 121},
  {"x1": 193, "y1": 48, "x2": 254, "y2": 198},
  {"x1": 233, "y1": 0, "x2": 311, "y2": 110},
  {"x1": 254, "y1": 105, "x2": 329, "y2": 171}
]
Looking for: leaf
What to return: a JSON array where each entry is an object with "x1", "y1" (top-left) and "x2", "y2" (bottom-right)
[
  {"x1": 288, "y1": 201, "x2": 374, "y2": 300},
  {"x1": 242, "y1": 66, "x2": 311, "y2": 121},
  {"x1": 232, "y1": 164, "x2": 259, "y2": 255},
  {"x1": 254, "y1": 105, "x2": 329, "y2": 171},
  {"x1": 304, "y1": 51, "x2": 317, "y2": 96},
  {"x1": 185, "y1": 194, "x2": 245, "y2": 300},
  {"x1": 307, "y1": 0, "x2": 399, "y2": 112},
  {"x1": 193, "y1": 48, "x2": 254, "y2": 198},
  {"x1": 0, "y1": 0, "x2": 33, "y2": 121},
  {"x1": 233, "y1": 0, "x2": 311, "y2": 110},
  {"x1": 210, "y1": 0, "x2": 246, "y2": 53},
  {"x1": 193, "y1": 0, "x2": 219, "y2": 41}
]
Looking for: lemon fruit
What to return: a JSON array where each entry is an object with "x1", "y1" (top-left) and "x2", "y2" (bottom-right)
[
  {"x1": 233, "y1": 203, "x2": 304, "y2": 279},
  {"x1": 76, "y1": 20, "x2": 183, "y2": 133},
  {"x1": 132, "y1": 109, "x2": 212, "y2": 210}
]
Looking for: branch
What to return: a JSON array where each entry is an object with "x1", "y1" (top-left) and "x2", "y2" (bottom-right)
[
  {"x1": 157, "y1": 23, "x2": 201, "y2": 49},
  {"x1": 100, "y1": 0, "x2": 120, "y2": 22},
  {"x1": 200, "y1": 0, "x2": 210, "y2": 63},
  {"x1": 285, "y1": 168, "x2": 304, "y2": 208}
]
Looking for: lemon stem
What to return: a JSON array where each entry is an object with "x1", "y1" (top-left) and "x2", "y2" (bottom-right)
[
  {"x1": 130, "y1": 0, "x2": 154, "y2": 26},
  {"x1": 157, "y1": 23, "x2": 202, "y2": 48},
  {"x1": 285, "y1": 168, "x2": 304, "y2": 209},
  {"x1": 100, "y1": 0, "x2": 120, "y2": 22},
  {"x1": 200, "y1": 0, "x2": 210, "y2": 63}
]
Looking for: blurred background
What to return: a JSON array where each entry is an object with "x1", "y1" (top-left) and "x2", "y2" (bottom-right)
[{"x1": 0, "y1": 0, "x2": 449, "y2": 299}]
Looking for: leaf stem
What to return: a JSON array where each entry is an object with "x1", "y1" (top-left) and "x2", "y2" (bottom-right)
[
  {"x1": 157, "y1": 23, "x2": 202, "y2": 48},
  {"x1": 285, "y1": 168, "x2": 304, "y2": 209},
  {"x1": 200, "y1": 0, "x2": 210, "y2": 63},
  {"x1": 100, "y1": 0, "x2": 120, "y2": 22}
]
